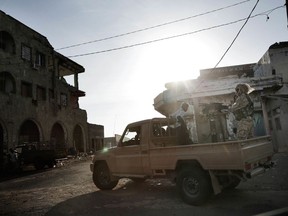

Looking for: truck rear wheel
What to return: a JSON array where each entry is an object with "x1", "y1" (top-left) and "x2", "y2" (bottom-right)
[
  {"x1": 93, "y1": 162, "x2": 118, "y2": 190},
  {"x1": 177, "y1": 167, "x2": 212, "y2": 205}
]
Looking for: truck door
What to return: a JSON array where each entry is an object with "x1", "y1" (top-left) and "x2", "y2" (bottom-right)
[{"x1": 115, "y1": 125, "x2": 143, "y2": 175}]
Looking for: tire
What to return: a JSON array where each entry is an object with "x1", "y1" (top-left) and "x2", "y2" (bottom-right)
[
  {"x1": 93, "y1": 162, "x2": 118, "y2": 190},
  {"x1": 176, "y1": 167, "x2": 212, "y2": 205}
]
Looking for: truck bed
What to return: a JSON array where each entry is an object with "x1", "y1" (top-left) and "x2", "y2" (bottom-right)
[{"x1": 149, "y1": 135, "x2": 273, "y2": 171}]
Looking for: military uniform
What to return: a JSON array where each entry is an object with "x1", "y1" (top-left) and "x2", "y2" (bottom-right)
[{"x1": 230, "y1": 84, "x2": 254, "y2": 140}]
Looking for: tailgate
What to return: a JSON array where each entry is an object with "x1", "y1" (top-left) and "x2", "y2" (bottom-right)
[{"x1": 240, "y1": 135, "x2": 274, "y2": 169}]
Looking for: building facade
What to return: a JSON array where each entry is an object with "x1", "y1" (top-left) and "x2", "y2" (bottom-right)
[
  {"x1": 0, "y1": 10, "x2": 103, "y2": 169},
  {"x1": 254, "y1": 42, "x2": 288, "y2": 152},
  {"x1": 154, "y1": 42, "x2": 288, "y2": 152},
  {"x1": 87, "y1": 123, "x2": 104, "y2": 153},
  {"x1": 103, "y1": 134, "x2": 122, "y2": 149}
]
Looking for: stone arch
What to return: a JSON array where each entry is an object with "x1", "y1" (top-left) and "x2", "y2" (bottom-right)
[
  {"x1": 50, "y1": 122, "x2": 66, "y2": 149},
  {"x1": 18, "y1": 119, "x2": 42, "y2": 146},
  {"x1": 0, "y1": 31, "x2": 16, "y2": 54},
  {"x1": 0, "y1": 71, "x2": 16, "y2": 94},
  {"x1": 73, "y1": 124, "x2": 84, "y2": 152}
]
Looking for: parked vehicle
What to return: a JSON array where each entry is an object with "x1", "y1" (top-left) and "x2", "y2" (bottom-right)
[
  {"x1": 90, "y1": 118, "x2": 274, "y2": 205},
  {"x1": 16, "y1": 144, "x2": 56, "y2": 170}
]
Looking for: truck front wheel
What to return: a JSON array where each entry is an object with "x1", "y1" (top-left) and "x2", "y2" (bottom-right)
[
  {"x1": 177, "y1": 167, "x2": 212, "y2": 205},
  {"x1": 93, "y1": 162, "x2": 118, "y2": 190}
]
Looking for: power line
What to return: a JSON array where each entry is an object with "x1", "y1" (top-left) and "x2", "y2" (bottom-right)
[
  {"x1": 67, "y1": 5, "x2": 285, "y2": 58},
  {"x1": 213, "y1": 0, "x2": 260, "y2": 68},
  {"x1": 56, "y1": 0, "x2": 252, "y2": 51}
]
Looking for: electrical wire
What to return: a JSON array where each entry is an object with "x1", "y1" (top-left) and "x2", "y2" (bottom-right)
[
  {"x1": 56, "y1": 0, "x2": 252, "y2": 51},
  {"x1": 0, "y1": 4, "x2": 284, "y2": 65},
  {"x1": 187, "y1": 0, "x2": 269, "y2": 95},
  {"x1": 67, "y1": 5, "x2": 284, "y2": 58},
  {"x1": 213, "y1": 0, "x2": 260, "y2": 68}
]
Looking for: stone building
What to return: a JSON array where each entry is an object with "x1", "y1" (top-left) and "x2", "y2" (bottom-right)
[
  {"x1": 154, "y1": 42, "x2": 288, "y2": 152},
  {"x1": 0, "y1": 10, "x2": 103, "y2": 169}
]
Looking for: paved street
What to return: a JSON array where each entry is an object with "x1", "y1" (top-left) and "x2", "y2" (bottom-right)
[{"x1": 0, "y1": 153, "x2": 288, "y2": 216}]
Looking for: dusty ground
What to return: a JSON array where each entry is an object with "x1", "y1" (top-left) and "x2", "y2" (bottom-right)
[{"x1": 0, "y1": 153, "x2": 288, "y2": 216}]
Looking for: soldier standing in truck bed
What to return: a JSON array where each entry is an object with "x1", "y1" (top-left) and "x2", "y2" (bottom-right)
[{"x1": 230, "y1": 83, "x2": 254, "y2": 140}]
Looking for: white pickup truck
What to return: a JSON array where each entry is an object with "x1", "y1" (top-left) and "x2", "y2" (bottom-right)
[{"x1": 90, "y1": 118, "x2": 274, "y2": 205}]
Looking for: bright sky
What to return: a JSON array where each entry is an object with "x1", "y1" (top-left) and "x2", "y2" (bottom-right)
[{"x1": 1, "y1": 0, "x2": 287, "y2": 137}]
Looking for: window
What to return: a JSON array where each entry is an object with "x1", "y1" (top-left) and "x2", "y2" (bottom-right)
[
  {"x1": 35, "y1": 51, "x2": 45, "y2": 67},
  {"x1": 60, "y1": 93, "x2": 67, "y2": 106},
  {"x1": 21, "y1": 44, "x2": 31, "y2": 61},
  {"x1": 0, "y1": 31, "x2": 15, "y2": 54},
  {"x1": 36, "y1": 86, "x2": 46, "y2": 101},
  {"x1": 152, "y1": 120, "x2": 176, "y2": 137},
  {"x1": 49, "y1": 89, "x2": 55, "y2": 102},
  {"x1": 153, "y1": 123, "x2": 168, "y2": 137},
  {"x1": 21, "y1": 81, "x2": 32, "y2": 97},
  {"x1": 150, "y1": 119, "x2": 179, "y2": 147},
  {"x1": 0, "y1": 72, "x2": 16, "y2": 93},
  {"x1": 120, "y1": 126, "x2": 141, "y2": 146}
]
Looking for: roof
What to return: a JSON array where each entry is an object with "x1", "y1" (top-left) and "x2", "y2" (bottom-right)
[
  {"x1": 126, "y1": 118, "x2": 168, "y2": 128},
  {"x1": 55, "y1": 51, "x2": 85, "y2": 76},
  {"x1": 269, "y1": 41, "x2": 288, "y2": 49}
]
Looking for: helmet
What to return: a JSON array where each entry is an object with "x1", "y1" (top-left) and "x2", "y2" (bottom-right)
[
  {"x1": 181, "y1": 102, "x2": 189, "y2": 111},
  {"x1": 235, "y1": 83, "x2": 254, "y2": 94}
]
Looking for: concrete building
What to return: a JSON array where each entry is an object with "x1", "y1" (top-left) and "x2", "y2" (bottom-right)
[
  {"x1": 0, "y1": 10, "x2": 103, "y2": 169},
  {"x1": 88, "y1": 123, "x2": 104, "y2": 152},
  {"x1": 154, "y1": 42, "x2": 288, "y2": 152},
  {"x1": 104, "y1": 134, "x2": 122, "y2": 149},
  {"x1": 254, "y1": 42, "x2": 288, "y2": 152}
]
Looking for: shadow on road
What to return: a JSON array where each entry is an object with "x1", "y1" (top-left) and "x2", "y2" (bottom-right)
[
  {"x1": 0, "y1": 167, "x2": 52, "y2": 182},
  {"x1": 44, "y1": 180, "x2": 285, "y2": 216}
]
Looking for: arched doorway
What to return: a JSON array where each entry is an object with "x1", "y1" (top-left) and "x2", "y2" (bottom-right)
[
  {"x1": 50, "y1": 122, "x2": 65, "y2": 148},
  {"x1": 19, "y1": 120, "x2": 40, "y2": 145},
  {"x1": 73, "y1": 125, "x2": 84, "y2": 152},
  {"x1": 50, "y1": 122, "x2": 66, "y2": 158}
]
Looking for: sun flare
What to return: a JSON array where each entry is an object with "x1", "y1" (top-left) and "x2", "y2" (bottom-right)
[{"x1": 134, "y1": 37, "x2": 216, "y2": 90}]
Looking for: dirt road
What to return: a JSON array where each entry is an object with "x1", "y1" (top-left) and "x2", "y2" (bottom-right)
[{"x1": 0, "y1": 153, "x2": 288, "y2": 216}]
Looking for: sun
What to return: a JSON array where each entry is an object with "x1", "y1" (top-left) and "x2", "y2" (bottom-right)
[{"x1": 135, "y1": 36, "x2": 216, "y2": 87}]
